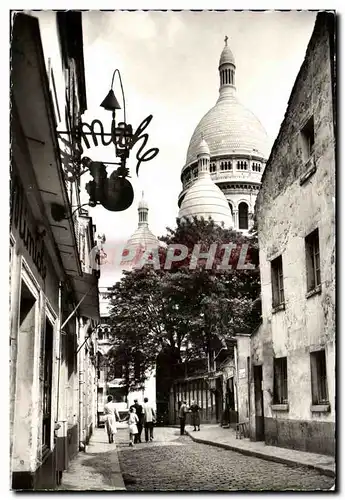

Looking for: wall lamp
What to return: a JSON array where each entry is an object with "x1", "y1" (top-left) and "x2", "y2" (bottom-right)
[{"x1": 55, "y1": 69, "x2": 159, "y2": 219}]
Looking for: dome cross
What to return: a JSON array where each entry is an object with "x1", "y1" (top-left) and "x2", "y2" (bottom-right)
[{"x1": 224, "y1": 35, "x2": 228, "y2": 46}]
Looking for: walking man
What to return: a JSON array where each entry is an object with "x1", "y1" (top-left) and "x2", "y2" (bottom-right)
[
  {"x1": 142, "y1": 397, "x2": 156, "y2": 442},
  {"x1": 133, "y1": 399, "x2": 144, "y2": 443},
  {"x1": 179, "y1": 400, "x2": 188, "y2": 436}
]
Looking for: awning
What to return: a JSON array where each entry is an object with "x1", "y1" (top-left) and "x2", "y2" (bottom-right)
[{"x1": 72, "y1": 273, "x2": 100, "y2": 321}]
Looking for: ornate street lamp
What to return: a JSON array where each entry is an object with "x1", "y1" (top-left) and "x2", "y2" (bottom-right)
[{"x1": 54, "y1": 69, "x2": 159, "y2": 220}]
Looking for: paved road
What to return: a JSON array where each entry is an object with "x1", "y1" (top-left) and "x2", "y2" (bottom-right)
[{"x1": 116, "y1": 427, "x2": 333, "y2": 491}]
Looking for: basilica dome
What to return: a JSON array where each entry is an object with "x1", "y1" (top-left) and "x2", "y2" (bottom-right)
[
  {"x1": 185, "y1": 94, "x2": 269, "y2": 166},
  {"x1": 184, "y1": 36, "x2": 269, "y2": 168}
]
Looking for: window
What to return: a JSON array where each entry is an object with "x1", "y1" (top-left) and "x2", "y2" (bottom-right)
[
  {"x1": 228, "y1": 203, "x2": 233, "y2": 216},
  {"x1": 237, "y1": 161, "x2": 247, "y2": 171},
  {"x1": 301, "y1": 116, "x2": 315, "y2": 162},
  {"x1": 210, "y1": 163, "x2": 216, "y2": 173},
  {"x1": 310, "y1": 350, "x2": 328, "y2": 404},
  {"x1": 252, "y1": 162, "x2": 261, "y2": 172},
  {"x1": 305, "y1": 229, "x2": 321, "y2": 292},
  {"x1": 193, "y1": 168, "x2": 198, "y2": 179},
  {"x1": 42, "y1": 317, "x2": 53, "y2": 449},
  {"x1": 271, "y1": 255, "x2": 284, "y2": 307},
  {"x1": 273, "y1": 357, "x2": 288, "y2": 404},
  {"x1": 114, "y1": 363, "x2": 123, "y2": 379},
  {"x1": 238, "y1": 202, "x2": 248, "y2": 230}
]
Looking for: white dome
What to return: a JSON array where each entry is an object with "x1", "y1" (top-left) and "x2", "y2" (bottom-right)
[
  {"x1": 196, "y1": 138, "x2": 210, "y2": 156},
  {"x1": 125, "y1": 226, "x2": 159, "y2": 249},
  {"x1": 185, "y1": 93, "x2": 269, "y2": 166},
  {"x1": 178, "y1": 175, "x2": 233, "y2": 228},
  {"x1": 219, "y1": 44, "x2": 235, "y2": 67}
]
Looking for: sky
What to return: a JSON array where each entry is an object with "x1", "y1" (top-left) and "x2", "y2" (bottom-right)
[{"x1": 79, "y1": 10, "x2": 317, "y2": 288}]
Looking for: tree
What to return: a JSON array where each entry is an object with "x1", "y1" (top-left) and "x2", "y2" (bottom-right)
[{"x1": 106, "y1": 216, "x2": 261, "y2": 392}]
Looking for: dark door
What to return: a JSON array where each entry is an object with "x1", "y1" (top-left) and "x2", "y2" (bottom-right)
[
  {"x1": 215, "y1": 377, "x2": 223, "y2": 422},
  {"x1": 254, "y1": 365, "x2": 265, "y2": 441}
]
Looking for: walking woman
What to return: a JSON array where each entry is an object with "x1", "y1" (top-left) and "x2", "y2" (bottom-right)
[
  {"x1": 104, "y1": 395, "x2": 120, "y2": 443},
  {"x1": 190, "y1": 400, "x2": 201, "y2": 431}
]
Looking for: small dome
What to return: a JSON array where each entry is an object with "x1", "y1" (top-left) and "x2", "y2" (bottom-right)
[
  {"x1": 196, "y1": 138, "x2": 210, "y2": 156},
  {"x1": 178, "y1": 176, "x2": 233, "y2": 228},
  {"x1": 219, "y1": 45, "x2": 235, "y2": 67},
  {"x1": 125, "y1": 226, "x2": 159, "y2": 249}
]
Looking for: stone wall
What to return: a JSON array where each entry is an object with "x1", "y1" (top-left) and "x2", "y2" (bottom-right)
[{"x1": 251, "y1": 13, "x2": 335, "y2": 456}]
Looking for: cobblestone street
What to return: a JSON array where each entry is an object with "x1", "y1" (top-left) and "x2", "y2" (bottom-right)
[{"x1": 116, "y1": 427, "x2": 333, "y2": 491}]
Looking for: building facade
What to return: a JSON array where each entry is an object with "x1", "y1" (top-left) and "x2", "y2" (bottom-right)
[
  {"x1": 248, "y1": 12, "x2": 336, "y2": 455},
  {"x1": 178, "y1": 38, "x2": 270, "y2": 231},
  {"x1": 10, "y1": 12, "x2": 99, "y2": 489}
]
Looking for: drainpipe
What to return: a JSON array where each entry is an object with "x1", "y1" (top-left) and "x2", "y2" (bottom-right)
[
  {"x1": 56, "y1": 281, "x2": 62, "y2": 423},
  {"x1": 79, "y1": 318, "x2": 86, "y2": 451},
  {"x1": 234, "y1": 342, "x2": 239, "y2": 418}
]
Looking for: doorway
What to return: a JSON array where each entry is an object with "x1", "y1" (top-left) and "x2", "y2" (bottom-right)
[{"x1": 253, "y1": 365, "x2": 264, "y2": 441}]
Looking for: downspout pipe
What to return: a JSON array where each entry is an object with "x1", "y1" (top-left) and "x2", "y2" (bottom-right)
[
  {"x1": 56, "y1": 281, "x2": 63, "y2": 423},
  {"x1": 79, "y1": 318, "x2": 86, "y2": 452},
  {"x1": 234, "y1": 342, "x2": 239, "y2": 419}
]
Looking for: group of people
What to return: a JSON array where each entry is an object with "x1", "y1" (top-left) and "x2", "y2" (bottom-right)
[
  {"x1": 103, "y1": 395, "x2": 156, "y2": 447},
  {"x1": 179, "y1": 400, "x2": 201, "y2": 435}
]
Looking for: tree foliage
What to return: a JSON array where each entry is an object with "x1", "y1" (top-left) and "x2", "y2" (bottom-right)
[{"x1": 106, "y1": 217, "x2": 261, "y2": 390}]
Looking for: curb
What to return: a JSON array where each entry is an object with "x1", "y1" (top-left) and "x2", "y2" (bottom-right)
[{"x1": 186, "y1": 431, "x2": 335, "y2": 479}]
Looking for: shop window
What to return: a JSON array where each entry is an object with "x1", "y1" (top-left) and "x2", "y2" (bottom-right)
[
  {"x1": 273, "y1": 357, "x2": 288, "y2": 404},
  {"x1": 300, "y1": 116, "x2": 315, "y2": 163},
  {"x1": 271, "y1": 255, "x2": 284, "y2": 307},
  {"x1": 238, "y1": 202, "x2": 248, "y2": 229},
  {"x1": 305, "y1": 229, "x2": 321, "y2": 292},
  {"x1": 310, "y1": 350, "x2": 328, "y2": 404},
  {"x1": 42, "y1": 318, "x2": 53, "y2": 450}
]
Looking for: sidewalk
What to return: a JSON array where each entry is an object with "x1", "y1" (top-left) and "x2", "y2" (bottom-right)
[
  {"x1": 59, "y1": 427, "x2": 126, "y2": 491},
  {"x1": 184, "y1": 425, "x2": 335, "y2": 478}
]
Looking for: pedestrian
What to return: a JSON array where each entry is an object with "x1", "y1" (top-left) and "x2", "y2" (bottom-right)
[
  {"x1": 126, "y1": 407, "x2": 139, "y2": 447},
  {"x1": 189, "y1": 400, "x2": 201, "y2": 431},
  {"x1": 133, "y1": 399, "x2": 144, "y2": 443},
  {"x1": 142, "y1": 397, "x2": 156, "y2": 442},
  {"x1": 104, "y1": 395, "x2": 120, "y2": 444},
  {"x1": 179, "y1": 400, "x2": 188, "y2": 436}
]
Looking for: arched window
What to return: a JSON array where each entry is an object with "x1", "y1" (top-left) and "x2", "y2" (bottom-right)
[
  {"x1": 228, "y1": 203, "x2": 234, "y2": 216},
  {"x1": 238, "y1": 202, "x2": 249, "y2": 230},
  {"x1": 237, "y1": 161, "x2": 240, "y2": 169},
  {"x1": 244, "y1": 162, "x2": 247, "y2": 170}
]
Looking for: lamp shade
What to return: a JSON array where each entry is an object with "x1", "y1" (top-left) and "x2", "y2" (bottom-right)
[{"x1": 100, "y1": 89, "x2": 121, "y2": 111}]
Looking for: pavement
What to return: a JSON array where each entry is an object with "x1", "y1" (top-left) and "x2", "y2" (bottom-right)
[
  {"x1": 184, "y1": 424, "x2": 336, "y2": 478},
  {"x1": 117, "y1": 427, "x2": 334, "y2": 491},
  {"x1": 59, "y1": 427, "x2": 126, "y2": 491},
  {"x1": 58, "y1": 424, "x2": 335, "y2": 491}
]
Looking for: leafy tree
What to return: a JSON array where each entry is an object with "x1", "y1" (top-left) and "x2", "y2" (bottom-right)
[{"x1": 106, "y1": 217, "x2": 261, "y2": 392}]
